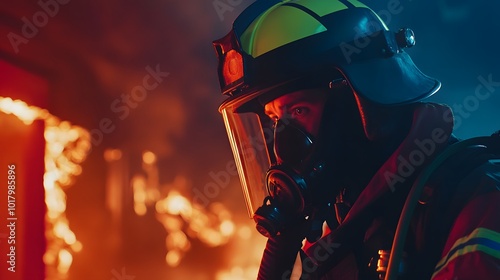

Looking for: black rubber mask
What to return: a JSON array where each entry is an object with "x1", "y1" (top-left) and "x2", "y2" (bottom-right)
[
  {"x1": 273, "y1": 119, "x2": 315, "y2": 169},
  {"x1": 253, "y1": 119, "x2": 325, "y2": 237}
]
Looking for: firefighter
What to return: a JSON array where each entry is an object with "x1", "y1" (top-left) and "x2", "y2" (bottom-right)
[{"x1": 212, "y1": 0, "x2": 500, "y2": 279}]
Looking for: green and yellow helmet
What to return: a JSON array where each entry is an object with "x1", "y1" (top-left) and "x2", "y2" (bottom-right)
[{"x1": 213, "y1": 0, "x2": 440, "y2": 111}]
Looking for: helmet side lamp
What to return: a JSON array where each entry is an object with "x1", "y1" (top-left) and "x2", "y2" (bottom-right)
[
  {"x1": 395, "y1": 28, "x2": 416, "y2": 49},
  {"x1": 213, "y1": 31, "x2": 245, "y2": 97},
  {"x1": 379, "y1": 27, "x2": 416, "y2": 56}
]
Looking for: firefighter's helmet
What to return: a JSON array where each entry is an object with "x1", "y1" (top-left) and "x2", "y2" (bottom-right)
[{"x1": 213, "y1": 0, "x2": 440, "y2": 217}]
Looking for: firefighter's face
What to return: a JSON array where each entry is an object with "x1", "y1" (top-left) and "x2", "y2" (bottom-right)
[{"x1": 264, "y1": 89, "x2": 328, "y2": 137}]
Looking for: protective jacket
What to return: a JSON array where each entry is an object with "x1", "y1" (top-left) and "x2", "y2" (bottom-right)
[{"x1": 258, "y1": 103, "x2": 500, "y2": 279}]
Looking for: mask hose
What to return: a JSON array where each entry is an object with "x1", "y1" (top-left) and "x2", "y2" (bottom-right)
[{"x1": 257, "y1": 222, "x2": 307, "y2": 280}]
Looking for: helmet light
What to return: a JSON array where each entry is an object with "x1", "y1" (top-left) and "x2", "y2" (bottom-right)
[
  {"x1": 213, "y1": 31, "x2": 245, "y2": 96},
  {"x1": 222, "y1": 50, "x2": 244, "y2": 87}
]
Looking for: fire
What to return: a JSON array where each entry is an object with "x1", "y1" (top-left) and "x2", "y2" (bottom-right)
[
  {"x1": 216, "y1": 266, "x2": 260, "y2": 280},
  {"x1": 0, "y1": 97, "x2": 90, "y2": 279},
  {"x1": 57, "y1": 249, "x2": 73, "y2": 275},
  {"x1": 1, "y1": 96, "x2": 265, "y2": 278},
  {"x1": 155, "y1": 189, "x2": 236, "y2": 265},
  {"x1": 128, "y1": 150, "x2": 268, "y2": 278},
  {"x1": 0, "y1": 97, "x2": 45, "y2": 125},
  {"x1": 215, "y1": 223, "x2": 266, "y2": 280},
  {"x1": 131, "y1": 151, "x2": 238, "y2": 268}
]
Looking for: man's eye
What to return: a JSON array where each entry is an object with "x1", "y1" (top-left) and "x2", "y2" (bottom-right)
[{"x1": 293, "y1": 107, "x2": 308, "y2": 116}]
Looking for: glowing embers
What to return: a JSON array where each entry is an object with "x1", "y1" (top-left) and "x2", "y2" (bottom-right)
[
  {"x1": 131, "y1": 151, "x2": 236, "y2": 267},
  {"x1": 0, "y1": 97, "x2": 49, "y2": 124},
  {"x1": 214, "y1": 224, "x2": 266, "y2": 280},
  {"x1": 155, "y1": 194, "x2": 235, "y2": 267},
  {"x1": 0, "y1": 96, "x2": 90, "y2": 278}
]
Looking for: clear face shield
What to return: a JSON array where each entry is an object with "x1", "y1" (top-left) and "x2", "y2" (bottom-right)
[
  {"x1": 219, "y1": 87, "x2": 332, "y2": 238},
  {"x1": 220, "y1": 106, "x2": 274, "y2": 218}
]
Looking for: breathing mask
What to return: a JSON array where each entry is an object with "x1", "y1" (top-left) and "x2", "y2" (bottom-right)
[
  {"x1": 220, "y1": 84, "x2": 351, "y2": 238},
  {"x1": 253, "y1": 118, "x2": 331, "y2": 238}
]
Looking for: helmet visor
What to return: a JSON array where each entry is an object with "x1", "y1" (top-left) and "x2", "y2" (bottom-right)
[{"x1": 221, "y1": 106, "x2": 275, "y2": 218}]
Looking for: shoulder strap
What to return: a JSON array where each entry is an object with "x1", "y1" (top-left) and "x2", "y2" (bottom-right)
[
  {"x1": 408, "y1": 143, "x2": 499, "y2": 279},
  {"x1": 385, "y1": 132, "x2": 500, "y2": 280}
]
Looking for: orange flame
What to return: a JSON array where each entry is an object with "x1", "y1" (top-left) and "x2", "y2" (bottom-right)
[
  {"x1": 131, "y1": 152, "x2": 238, "y2": 268},
  {"x1": 0, "y1": 97, "x2": 90, "y2": 279}
]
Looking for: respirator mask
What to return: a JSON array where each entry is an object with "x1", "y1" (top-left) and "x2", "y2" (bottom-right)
[
  {"x1": 253, "y1": 118, "x2": 331, "y2": 238},
  {"x1": 220, "y1": 87, "x2": 347, "y2": 238}
]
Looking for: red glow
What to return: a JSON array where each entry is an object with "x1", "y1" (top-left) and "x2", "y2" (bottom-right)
[{"x1": 223, "y1": 50, "x2": 244, "y2": 87}]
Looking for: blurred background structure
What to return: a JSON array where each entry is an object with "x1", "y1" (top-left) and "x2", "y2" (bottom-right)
[{"x1": 0, "y1": 0, "x2": 499, "y2": 279}]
